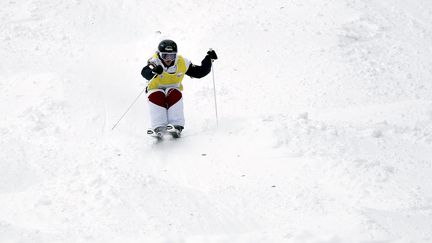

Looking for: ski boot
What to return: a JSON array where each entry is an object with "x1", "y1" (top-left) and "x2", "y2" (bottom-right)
[
  {"x1": 166, "y1": 124, "x2": 183, "y2": 138},
  {"x1": 147, "y1": 126, "x2": 166, "y2": 139}
]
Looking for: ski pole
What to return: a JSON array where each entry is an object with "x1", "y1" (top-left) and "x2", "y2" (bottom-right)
[
  {"x1": 210, "y1": 49, "x2": 219, "y2": 127},
  {"x1": 112, "y1": 86, "x2": 147, "y2": 130}
]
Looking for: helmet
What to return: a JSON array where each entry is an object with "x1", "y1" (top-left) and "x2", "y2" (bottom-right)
[
  {"x1": 158, "y1": 39, "x2": 177, "y2": 62},
  {"x1": 158, "y1": 39, "x2": 177, "y2": 53}
]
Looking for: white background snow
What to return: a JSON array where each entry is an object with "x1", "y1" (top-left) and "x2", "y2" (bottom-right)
[{"x1": 1, "y1": 0, "x2": 432, "y2": 242}]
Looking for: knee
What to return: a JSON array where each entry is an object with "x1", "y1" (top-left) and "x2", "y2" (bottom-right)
[
  {"x1": 148, "y1": 89, "x2": 166, "y2": 108},
  {"x1": 166, "y1": 88, "x2": 182, "y2": 108}
]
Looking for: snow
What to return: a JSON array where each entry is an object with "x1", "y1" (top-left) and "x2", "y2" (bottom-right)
[{"x1": 1, "y1": 0, "x2": 432, "y2": 242}]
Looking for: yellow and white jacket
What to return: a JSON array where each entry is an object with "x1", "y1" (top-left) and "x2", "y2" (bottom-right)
[{"x1": 146, "y1": 53, "x2": 191, "y2": 91}]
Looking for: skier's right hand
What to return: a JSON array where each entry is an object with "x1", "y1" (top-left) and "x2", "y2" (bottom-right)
[{"x1": 152, "y1": 65, "x2": 163, "y2": 75}]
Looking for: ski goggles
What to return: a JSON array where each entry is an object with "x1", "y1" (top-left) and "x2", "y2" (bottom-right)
[{"x1": 159, "y1": 52, "x2": 177, "y2": 61}]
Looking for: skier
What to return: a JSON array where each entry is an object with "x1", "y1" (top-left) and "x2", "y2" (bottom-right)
[{"x1": 141, "y1": 39, "x2": 218, "y2": 138}]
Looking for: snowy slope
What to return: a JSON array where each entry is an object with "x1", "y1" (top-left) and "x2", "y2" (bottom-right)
[{"x1": 1, "y1": 0, "x2": 432, "y2": 242}]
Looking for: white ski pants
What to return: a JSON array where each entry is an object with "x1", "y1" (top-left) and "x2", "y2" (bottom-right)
[{"x1": 147, "y1": 88, "x2": 184, "y2": 129}]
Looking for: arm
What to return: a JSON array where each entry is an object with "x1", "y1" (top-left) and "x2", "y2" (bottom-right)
[
  {"x1": 141, "y1": 65, "x2": 155, "y2": 80},
  {"x1": 185, "y1": 50, "x2": 218, "y2": 79},
  {"x1": 185, "y1": 56, "x2": 212, "y2": 79}
]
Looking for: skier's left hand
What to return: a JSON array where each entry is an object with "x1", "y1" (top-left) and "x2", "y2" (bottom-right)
[{"x1": 207, "y1": 49, "x2": 218, "y2": 60}]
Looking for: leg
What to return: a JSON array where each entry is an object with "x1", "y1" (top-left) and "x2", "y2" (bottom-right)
[
  {"x1": 147, "y1": 89, "x2": 168, "y2": 129},
  {"x1": 166, "y1": 88, "x2": 185, "y2": 128}
]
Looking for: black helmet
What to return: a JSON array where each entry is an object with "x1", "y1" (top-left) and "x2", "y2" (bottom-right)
[{"x1": 158, "y1": 39, "x2": 177, "y2": 53}]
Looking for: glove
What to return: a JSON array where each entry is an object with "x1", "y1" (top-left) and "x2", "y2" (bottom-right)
[
  {"x1": 207, "y1": 49, "x2": 218, "y2": 60},
  {"x1": 151, "y1": 65, "x2": 163, "y2": 75}
]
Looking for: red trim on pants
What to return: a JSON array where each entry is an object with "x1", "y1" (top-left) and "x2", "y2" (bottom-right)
[
  {"x1": 148, "y1": 91, "x2": 166, "y2": 108},
  {"x1": 166, "y1": 89, "x2": 182, "y2": 109},
  {"x1": 148, "y1": 89, "x2": 182, "y2": 109}
]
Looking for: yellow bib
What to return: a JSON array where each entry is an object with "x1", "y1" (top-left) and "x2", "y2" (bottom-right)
[{"x1": 147, "y1": 55, "x2": 187, "y2": 91}]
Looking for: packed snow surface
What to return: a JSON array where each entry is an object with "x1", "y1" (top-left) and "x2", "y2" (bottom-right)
[{"x1": 1, "y1": 0, "x2": 432, "y2": 242}]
